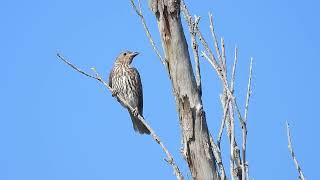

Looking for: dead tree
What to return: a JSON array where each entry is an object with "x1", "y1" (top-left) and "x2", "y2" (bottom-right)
[
  {"x1": 130, "y1": 0, "x2": 253, "y2": 179},
  {"x1": 57, "y1": 0, "x2": 306, "y2": 179}
]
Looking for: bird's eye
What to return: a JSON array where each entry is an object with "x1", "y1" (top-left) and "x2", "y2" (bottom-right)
[{"x1": 123, "y1": 52, "x2": 127, "y2": 56}]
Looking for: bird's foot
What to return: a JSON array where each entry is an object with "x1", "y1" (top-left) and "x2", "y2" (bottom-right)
[
  {"x1": 111, "y1": 89, "x2": 118, "y2": 97},
  {"x1": 132, "y1": 108, "x2": 139, "y2": 117}
]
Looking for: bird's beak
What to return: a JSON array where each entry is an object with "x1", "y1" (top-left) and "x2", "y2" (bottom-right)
[{"x1": 131, "y1": 52, "x2": 139, "y2": 58}]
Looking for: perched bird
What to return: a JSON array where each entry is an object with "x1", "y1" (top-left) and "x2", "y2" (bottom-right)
[{"x1": 109, "y1": 51, "x2": 150, "y2": 135}]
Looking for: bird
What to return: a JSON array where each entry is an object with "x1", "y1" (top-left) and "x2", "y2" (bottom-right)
[{"x1": 109, "y1": 51, "x2": 150, "y2": 135}]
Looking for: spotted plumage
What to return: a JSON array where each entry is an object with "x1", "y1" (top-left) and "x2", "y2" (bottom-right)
[{"x1": 109, "y1": 51, "x2": 150, "y2": 134}]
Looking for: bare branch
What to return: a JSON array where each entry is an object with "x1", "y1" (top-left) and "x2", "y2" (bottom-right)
[
  {"x1": 57, "y1": 53, "x2": 183, "y2": 180},
  {"x1": 57, "y1": 53, "x2": 97, "y2": 80},
  {"x1": 217, "y1": 46, "x2": 237, "y2": 148},
  {"x1": 130, "y1": 0, "x2": 166, "y2": 65},
  {"x1": 231, "y1": 46, "x2": 238, "y2": 91},
  {"x1": 241, "y1": 57, "x2": 253, "y2": 180},
  {"x1": 286, "y1": 121, "x2": 306, "y2": 180},
  {"x1": 221, "y1": 38, "x2": 227, "y2": 71},
  {"x1": 210, "y1": 134, "x2": 226, "y2": 180},
  {"x1": 191, "y1": 16, "x2": 202, "y2": 93},
  {"x1": 229, "y1": 46, "x2": 245, "y2": 180},
  {"x1": 209, "y1": 12, "x2": 222, "y2": 66},
  {"x1": 184, "y1": 13, "x2": 202, "y2": 94},
  {"x1": 229, "y1": 98, "x2": 236, "y2": 180},
  {"x1": 244, "y1": 58, "x2": 253, "y2": 122},
  {"x1": 217, "y1": 95, "x2": 231, "y2": 147}
]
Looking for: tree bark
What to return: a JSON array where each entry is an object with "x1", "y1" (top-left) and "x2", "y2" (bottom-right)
[{"x1": 149, "y1": 0, "x2": 219, "y2": 179}]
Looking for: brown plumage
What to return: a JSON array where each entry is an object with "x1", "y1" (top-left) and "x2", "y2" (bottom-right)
[{"x1": 109, "y1": 51, "x2": 150, "y2": 135}]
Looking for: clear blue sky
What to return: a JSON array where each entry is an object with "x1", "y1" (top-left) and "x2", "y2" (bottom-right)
[{"x1": 1, "y1": 0, "x2": 319, "y2": 179}]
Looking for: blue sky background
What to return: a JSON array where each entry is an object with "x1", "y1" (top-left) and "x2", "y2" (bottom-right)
[{"x1": 1, "y1": 0, "x2": 319, "y2": 179}]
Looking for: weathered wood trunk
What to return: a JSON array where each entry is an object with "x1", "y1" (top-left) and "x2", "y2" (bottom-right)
[{"x1": 149, "y1": 0, "x2": 219, "y2": 179}]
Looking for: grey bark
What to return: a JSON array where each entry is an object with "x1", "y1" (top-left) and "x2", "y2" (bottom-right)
[{"x1": 149, "y1": 0, "x2": 219, "y2": 179}]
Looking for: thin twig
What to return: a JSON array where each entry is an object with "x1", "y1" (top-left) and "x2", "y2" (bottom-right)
[
  {"x1": 209, "y1": 134, "x2": 226, "y2": 180},
  {"x1": 231, "y1": 46, "x2": 238, "y2": 92},
  {"x1": 184, "y1": 12, "x2": 202, "y2": 93},
  {"x1": 217, "y1": 44, "x2": 237, "y2": 150},
  {"x1": 230, "y1": 51, "x2": 242, "y2": 179},
  {"x1": 241, "y1": 57, "x2": 253, "y2": 180},
  {"x1": 217, "y1": 95, "x2": 231, "y2": 147},
  {"x1": 221, "y1": 38, "x2": 227, "y2": 71},
  {"x1": 229, "y1": 98, "x2": 235, "y2": 180},
  {"x1": 209, "y1": 12, "x2": 222, "y2": 66},
  {"x1": 191, "y1": 16, "x2": 202, "y2": 93},
  {"x1": 130, "y1": 0, "x2": 165, "y2": 65},
  {"x1": 228, "y1": 51, "x2": 242, "y2": 179},
  {"x1": 57, "y1": 53, "x2": 183, "y2": 180},
  {"x1": 216, "y1": 39, "x2": 229, "y2": 148},
  {"x1": 217, "y1": 46, "x2": 237, "y2": 147},
  {"x1": 220, "y1": 38, "x2": 227, "y2": 77},
  {"x1": 286, "y1": 121, "x2": 306, "y2": 180},
  {"x1": 244, "y1": 58, "x2": 253, "y2": 122},
  {"x1": 229, "y1": 46, "x2": 241, "y2": 180}
]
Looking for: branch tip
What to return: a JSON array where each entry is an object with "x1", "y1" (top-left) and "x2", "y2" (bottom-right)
[{"x1": 286, "y1": 121, "x2": 306, "y2": 180}]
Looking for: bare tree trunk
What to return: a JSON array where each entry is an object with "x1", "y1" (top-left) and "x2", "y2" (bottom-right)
[{"x1": 149, "y1": 1, "x2": 218, "y2": 179}]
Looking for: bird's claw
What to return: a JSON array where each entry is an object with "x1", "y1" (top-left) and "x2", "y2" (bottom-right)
[
  {"x1": 111, "y1": 89, "x2": 118, "y2": 97},
  {"x1": 133, "y1": 108, "x2": 139, "y2": 117}
]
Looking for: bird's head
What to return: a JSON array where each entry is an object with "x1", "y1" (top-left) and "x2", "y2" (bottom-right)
[{"x1": 116, "y1": 51, "x2": 139, "y2": 65}]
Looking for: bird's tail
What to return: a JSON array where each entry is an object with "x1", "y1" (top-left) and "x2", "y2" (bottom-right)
[{"x1": 129, "y1": 112, "x2": 150, "y2": 135}]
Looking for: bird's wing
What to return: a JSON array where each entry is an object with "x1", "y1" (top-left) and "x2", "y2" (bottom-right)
[
  {"x1": 130, "y1": 67, "x2": 143, "y2": 114},
  {"x1": 108, "y1": 68, "x2": 114, "y2": 87}
]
